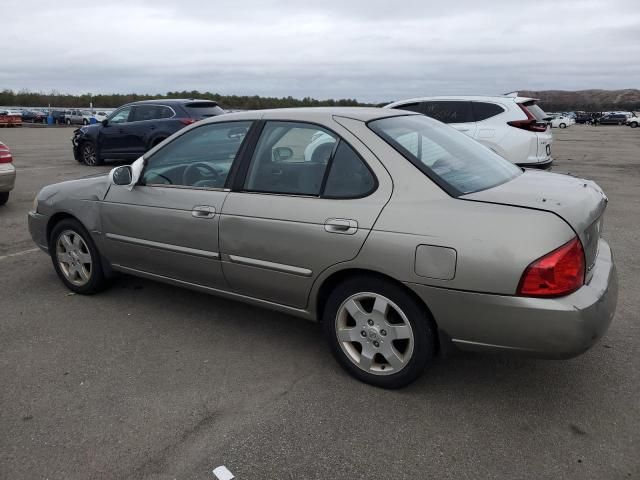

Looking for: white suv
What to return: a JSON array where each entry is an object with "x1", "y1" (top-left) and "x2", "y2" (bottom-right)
[{"x1": 384, "y1": 95, "x2": 553, "y2": 169}]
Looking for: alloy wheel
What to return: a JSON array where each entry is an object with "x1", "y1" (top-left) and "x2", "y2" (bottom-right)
[
  {"x1": 335, "y1": 292, "x2": 415, "y2": 376},
  {"x1": 55, "y1": 230, "x2": 92, "y2": 286},
  {"x1": 82, "y1": 143, "x2": 97, "y2": 166}
]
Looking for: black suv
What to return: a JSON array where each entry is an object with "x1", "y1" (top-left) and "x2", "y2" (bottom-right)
[
  {"x1": 596, "y1": 114, "x2": 628, "y2": 125},
  {"x1": 72, "y1": 99, "x2": 226, "y2": 165}
]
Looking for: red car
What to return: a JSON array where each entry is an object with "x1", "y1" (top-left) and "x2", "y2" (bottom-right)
[{"x1": 0, "y1": 110, "x2": 22, "y2": 128}]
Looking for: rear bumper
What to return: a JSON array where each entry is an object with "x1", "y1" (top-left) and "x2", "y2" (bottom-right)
[
  {"x1": 28, "y1": 211, "x2": 49, "y2": 252},
  {"x1": 407, "y1": 238, "x2": 617, "y2": 358},
  {"x1": 517, "y1": 157, "x2": 553, "y2": 170},
  {"x1": 0, "y1": 163, "x2": 16, "y2": 192}
]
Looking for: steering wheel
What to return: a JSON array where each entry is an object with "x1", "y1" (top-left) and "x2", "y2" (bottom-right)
[{"x1": 182, "y1": 162, "x2": 220, "y2": 187}]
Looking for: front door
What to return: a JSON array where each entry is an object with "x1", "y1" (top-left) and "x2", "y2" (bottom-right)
[
  {"x1": 99, "y1": 106, "x2": 135, "y2": 156},
  {"x1": 100, "y1": 120, "x2": 254, "y2": 288},
  {"x1": 219, "y1": 120, "x2": 390, "y2": 308}
]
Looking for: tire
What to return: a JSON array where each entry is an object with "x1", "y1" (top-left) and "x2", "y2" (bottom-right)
[
  {"x1": 66, "y1": 119, "x2": 71, "y2": 125},
  {"x1": 630, "y1": 122, "x2": 638, "y2": 128},
  {"x1": 323, "y1": 275, "x2": 436, "y2": 388},
  {"x1": 49, "y1": 218, "x2": 108, "y2": 294},
  {"x1": 83, "y1": 119, "x2": 88, "y2": 125},
  {"x1": 0, "y1": 191, "x2": 9, "y2": 206},
  {"x1": 559, "y1": 123, "x2": 566, "y2": 129},
  {"x1": 80, "y1": 141, "x2": 103, "y2": 166}
]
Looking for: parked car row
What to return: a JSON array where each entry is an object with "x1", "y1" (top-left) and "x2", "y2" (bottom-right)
[
  {"x1": 28, "y1": 107, "x2": 618, "y2": 387},
  {"x1": 0, "y1": 110, "x2": 23, "y2": 127}
]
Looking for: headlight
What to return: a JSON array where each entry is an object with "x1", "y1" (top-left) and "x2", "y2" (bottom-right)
[{"x1": 32, "y1": 196, "x2": 39, "y2": 213}]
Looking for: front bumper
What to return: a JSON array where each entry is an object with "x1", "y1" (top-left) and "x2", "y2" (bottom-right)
[
  {"x1": 407, "y1": 238, "x2": 617, "y2": 358},
  {"x1": 0, "y1": 163, "x2": 16, "y2": 192},
  {"x1": 28, "y1": 211, "x2": 49, "y2": 252}
]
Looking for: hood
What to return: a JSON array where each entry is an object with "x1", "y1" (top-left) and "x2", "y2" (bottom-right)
[{"x1": 463, "y1": 170, "x2": 608, "y2": 272}]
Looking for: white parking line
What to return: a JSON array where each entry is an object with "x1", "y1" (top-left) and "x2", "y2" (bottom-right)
[
  {"x1": 16, "y1": 166, "x2": 66, "y2": 171},
  {"x1": 212, "y1": 466, "x2": 234, "y2": 480},
  {"x1": 0, "y1": 248, "x2": 40, "y2": 261}
]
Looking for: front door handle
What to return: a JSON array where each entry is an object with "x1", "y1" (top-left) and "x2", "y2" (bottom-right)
[
  {"x1": 324, "y1": 218, "x2": 358, "y2": 235},
  {"x1": 192, "y1": 205, "x2": 216, "y2": 219}
]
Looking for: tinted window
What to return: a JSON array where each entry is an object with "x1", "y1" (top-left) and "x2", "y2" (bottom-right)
[
  {"x1": 522, "y1": 103, "x2": 547, "y2": 121},
  {"x1": 423, "y1": 101, "x2": 473, "y2": 124},
  {"x1": 472, "y1": 102, "x2": 505, "y2": 121},
  {"x1": 393, "y1": 103, "x2": 424, "y2": 113},
  {"x1": 109, "y1": 107, "x2": 132, "y2": 124},
  {"x1": 369, "y1": 115, "x2": 521, "y2": 195},
  {"x1": 323, "y1": 142, "x2": 376, "y2": 198},
  {"x1": 131, "y1": 105, "x2": 175, "y2": 122},
  {"x1": 183, "y1": 102, "x2": 225, "y2": 119},
  {"x1": 245, "y1": 122, "x2": 336, "y2": 195},
  {"x1": 142, "y1": 121, "x2": 251, "y2": 188}
]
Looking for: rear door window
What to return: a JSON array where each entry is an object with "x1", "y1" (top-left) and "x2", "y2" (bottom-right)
[
  {"x1": 423, "y1": 101, "x2": 473, "y2": 124},
  {"x1": 472, "y1": 102, "x2": 505, "y2": 121}
]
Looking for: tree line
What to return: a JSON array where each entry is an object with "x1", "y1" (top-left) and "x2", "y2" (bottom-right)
[{"x1": 0, "y1": 89, "x2": 370, "y2": 110}]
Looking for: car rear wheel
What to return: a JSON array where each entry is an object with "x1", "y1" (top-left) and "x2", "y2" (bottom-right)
[
  {"x1": 66, "y1": 119, "x2": 71, "y2": 125},
  {"x1": 80, "y1": 141, "x2": 103, "y2": 166},
  {"x1": 323, "y1": 276, "x2": 436, "y2": 388},
  {"x1": 50, "y1": 219, "x2": 108, "y2": 294},
  {"x1": 0, "y1": 192, "x2": 9, "y2": 206},
  {"x1": 82, "y1": 119, "x2": 88, "y2": 125},
  {"x1": 630, "y1": 122, "x2": 638, "y2": 128}
]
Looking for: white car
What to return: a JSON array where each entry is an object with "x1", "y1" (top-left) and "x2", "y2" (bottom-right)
[
  {"x1": 384, "y1": 95, "x2": 553, "y2": 169},
  {"x1": 549, "y1": 115, "x2": 575, "y2": 129},
  {"x1": 626, "y1": 115, "x2": 639, "y2": 128}
]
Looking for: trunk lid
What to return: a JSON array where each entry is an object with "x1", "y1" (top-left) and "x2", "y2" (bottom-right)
[{"x1": 463, "y1": 170, "x2": 607, "y2": 275}]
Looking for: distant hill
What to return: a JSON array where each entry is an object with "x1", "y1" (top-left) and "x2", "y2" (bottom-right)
[{"x1": 519, "y1": 89, "x2": 640, "y2": 112}]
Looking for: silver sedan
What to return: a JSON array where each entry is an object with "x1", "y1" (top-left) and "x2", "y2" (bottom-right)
[{"x1": 28, "y1": 108, "x2": 617, "y2": 388}]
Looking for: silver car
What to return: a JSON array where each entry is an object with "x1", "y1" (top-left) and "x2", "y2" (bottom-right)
[{"x1": 28, "y1": 108, "x2": 618, "y2": 388}]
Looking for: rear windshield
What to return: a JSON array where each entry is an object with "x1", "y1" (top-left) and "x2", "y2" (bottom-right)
[
  {"x1": 522, "y1": 102, "x2": 548, "y2": 121},
  {"x1": 369, "y1": 115, "x2": 521, "y2": 196},
  {"x1": 183, "y1": 102, "x2": 225, "y2": 119}
]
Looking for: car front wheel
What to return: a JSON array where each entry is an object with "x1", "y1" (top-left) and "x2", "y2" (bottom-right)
[
  {"x1": 324, "y1": 276, "x2": 436, "y2": 388},
  {"x1": 50, "y1": 219, "x2": 108, "y2": 294},
  {"x1": 80, "y1": 141, "x2": 103, "y2": 166},
  {"x1": 559, "y1": 123, "x2": 566, "y2": 129},
  {"x1": 630, "y1": 122, "x2": 638, "y2": 128}
]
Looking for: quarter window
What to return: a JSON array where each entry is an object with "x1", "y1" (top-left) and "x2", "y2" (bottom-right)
[
  {"x1": 472, "y1": 102, "x2": 505, "y2": 121},
  {"x1": 141, "y1": 121, "x2": 252, "y2": 189},
  {"x1": 394, "y1": 103, "x2": 424, "y2": 114},
  {"x1": 423, "y1": 101, "x2": 473, "y2": 124},
  {"x1": 323, "y1": 142, "x2": 376, "y2": 198}
]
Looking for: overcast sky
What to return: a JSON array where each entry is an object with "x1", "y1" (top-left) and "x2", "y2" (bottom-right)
[{"x1": 1, "y1": 0, "x2": 639, "y2": 102}]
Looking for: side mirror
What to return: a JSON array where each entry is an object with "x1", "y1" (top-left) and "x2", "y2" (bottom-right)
[
  {"x1": 109, "y1": 166, "x2": 133, "y2": 186},
  {"x1": 101, "y1": 119, "x2": 109, "y2": 127},
  {"x1": 273, "y1": 146, "x2": 294, "y2": 162}
]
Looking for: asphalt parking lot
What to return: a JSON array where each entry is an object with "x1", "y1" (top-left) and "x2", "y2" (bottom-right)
[{"x1": 1, "y1": 125, "x2": 638, "y2": 480}]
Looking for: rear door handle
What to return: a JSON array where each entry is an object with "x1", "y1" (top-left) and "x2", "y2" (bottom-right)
[
  {"x1": 192, "y1": 205, "x2": 216, "y2": 219},
  {"x1": 324, "y1": 218, "x2": 358, "y2": 235}
]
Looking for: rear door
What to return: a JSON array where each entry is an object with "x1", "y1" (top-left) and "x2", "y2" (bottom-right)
[
  {"x1": 422, "y1": 101, "x2": 477, "y2": 137},
  {"x1": 219, "y1": 120, "x2": 390, "y2": 308},
  {"x1": 100, "y1": 120, "x2": 253, "y2": 288}
]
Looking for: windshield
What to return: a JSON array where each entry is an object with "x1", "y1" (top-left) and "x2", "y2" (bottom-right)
[{"x1": 369, "y1": 115, "x2": 521, "y2": 195}]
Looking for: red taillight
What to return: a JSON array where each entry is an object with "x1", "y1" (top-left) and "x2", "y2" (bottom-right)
[
  {"x1": 508, "y1": 103, "x2": 548, "y2": 132},
  {"x1": 0, "y1": 146, "x2": 12, "y2": 164},
  {"x1": 179, "y1": 118, "x2": 196, "y2": 126},
  {"x1": 517, "y1": 237, "x2": 585, "y2": 297}
]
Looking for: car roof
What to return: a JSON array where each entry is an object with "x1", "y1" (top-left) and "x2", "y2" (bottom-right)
[
  {"x1": 384, "y1": 95, "x2": 538, "y2": 108},
  {"x1": 201, "y1": 107, "x2": 414, "y2": 124},
  {"x1": 126, "y1": 98, "x2": 220, "y2": 106}
]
